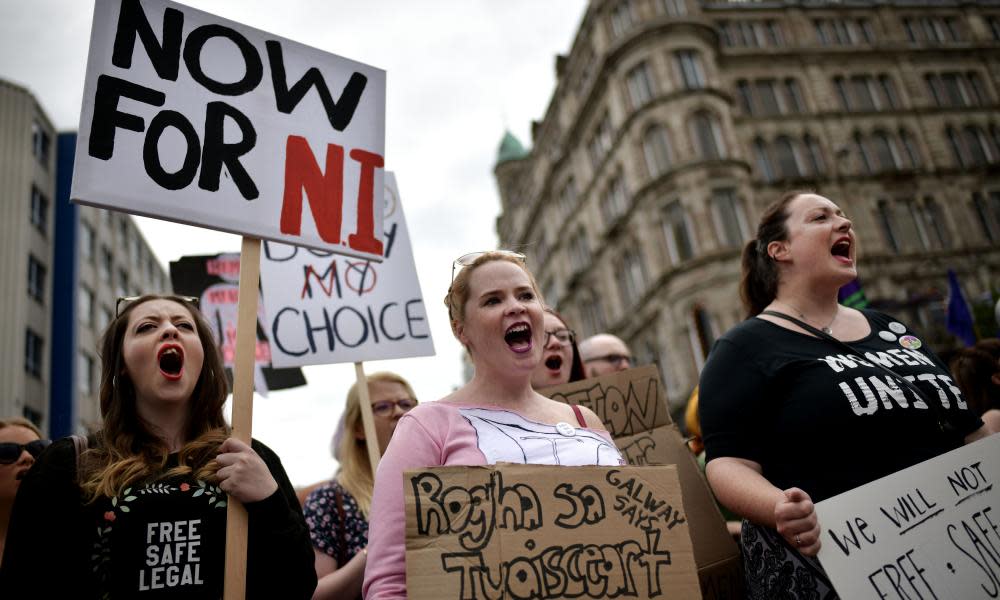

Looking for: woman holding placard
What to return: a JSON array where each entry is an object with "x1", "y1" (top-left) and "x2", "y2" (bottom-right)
[
  {"x1": 305, "y1": 372, "x2": 418, "y2": 600},
  {"x1": 363, "y1": 251, "x2": 623, "y2": 599},
  {"x1": 699, "y1": 192, "x2": 990, "y2": 597},
  {"x1": 0, "y1": 294, "x2": 316, "y2": 598}
]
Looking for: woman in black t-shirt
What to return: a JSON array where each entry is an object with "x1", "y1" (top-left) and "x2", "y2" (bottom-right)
[
  {"x1": 700, "y1": 192, "x2": 991, "y2": 598},
  {"x1": 0, "y1": 294, "x2": 316, "y2": 599}
]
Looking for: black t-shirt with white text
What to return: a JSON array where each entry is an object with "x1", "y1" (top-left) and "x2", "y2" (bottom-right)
[{"x1": 700, "y1": 310, "x2": 982, "y2": 503}]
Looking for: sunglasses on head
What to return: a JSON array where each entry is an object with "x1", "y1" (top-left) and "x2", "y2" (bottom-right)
[
  {"x1": 450, "y1": 250, "x2": 526, "y2": 285},
  {"x1": 116, "y1": 295, "x2": 200, "y2": 318},
  {"x1": 0, "y1": 439, "x2": 50, "y2": 464}
]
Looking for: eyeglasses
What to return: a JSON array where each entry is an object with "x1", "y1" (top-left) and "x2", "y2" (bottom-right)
[
  {"x1": 116, "y1": 295, "x2": 200, "y2": 318},
  {"x1": 0, "y1": 439, "x2": 51, "y2": 464},
  {"x1": 545, "y1": 328, "x2": 576, "y2": 346},
  {"x1": 371, "y1": 398, "x2": 416, "y2": 417},
  {"x1": 584, "y1": 353, "x2": 632, "y2": 367},
  {"x1": 450, "y1": 250, "x2": 526, "y2": 285}
]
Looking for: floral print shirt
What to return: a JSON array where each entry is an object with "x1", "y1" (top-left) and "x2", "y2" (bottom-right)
[{"x1": 304, "y1": 479, "x2": 368, "y2": 563}]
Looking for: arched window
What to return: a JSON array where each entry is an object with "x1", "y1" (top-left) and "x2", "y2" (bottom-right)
[
  {"x1": 663, "y1": 201, "x2": 696, "y2": 263},
  {"x1": 617, "y1": 246, "x2": 649, "y2": 307},
  {"x1": 773, "y1": 135, "x2": 802, "y2": 179},
  {"x1": 690, "y1": 111, "x2": 725, "y2": 160},
  {"x1": 803, "y1": 134, "x2": 826, "y2": 175},
  {"x1": 642, "y1": 125, "x2": 674, "y2": 177},
  {"x1": 854, "y1": 131, "x2": 874, "y2": 173},
  {"x1": 964, "y1": 125, "x2": 993, "y2": 166},
  {"x1": 752, "y1": 137, "x2": 774, "y2": 181},
  {"x1": 947, "y1": 126, "x2": 967, "y2": 167},
  {"x1": 899, "y1": 129, "x2": 923, "y2": 169},
  {"x1": 871, "y1": 130, "x2": 902, "y2": 171},
  {"x1": 580, "y1": 291, "x2": 607, "y2": 335}
]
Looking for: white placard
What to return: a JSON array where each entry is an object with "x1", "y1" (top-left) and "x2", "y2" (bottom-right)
[
  {"x1": 72, "y1": 0, "x2": 386, "y2": 260},
  {"x1": 816, "y1": 434, "x2": 1000, "y2": 599},
  {"x1": 260, "y1": 172, "x2": 435, "y2": 367}
]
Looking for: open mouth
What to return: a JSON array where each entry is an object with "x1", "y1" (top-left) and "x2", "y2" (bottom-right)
[
  {"x1": 544, "y1": 354, "x2": 563, "y2": 371},
  {"x1": 504, "y1": 322, "x2": 533, "y2": 353},
  {"x1": 157, "y1": 344, "x2": 185, "y2": 380},
  {"x1": 831, "y1": 239, "x2": 852, "y2": 262}
]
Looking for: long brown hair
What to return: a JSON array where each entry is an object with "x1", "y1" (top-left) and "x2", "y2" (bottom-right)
[
  {"x1": 80, "y1": 294, "x2": 230, "y2": 501},
  {"x1": 740, "y1": 190, "x2": 808, "y2": 317},
  {"x1": 335, "y1": 372, "x2": 417, "y2": 518},
  {"x1": 544, "y1": 307, "x2": 585, "y2": 382}
]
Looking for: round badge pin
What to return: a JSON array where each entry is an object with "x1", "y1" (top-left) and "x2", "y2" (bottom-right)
[
  {"x1": 899, "y1": 335, "x2": 922, "y2": 350},
  {"x1": 878, "y1": 331, "x2": 897, "y2": 342},
  {"x1": 888, "y1": 322, "x2": 906, "y2": 334},
  {"x1": 555, "y1": 422, "x2": 577, "y2": 437}
]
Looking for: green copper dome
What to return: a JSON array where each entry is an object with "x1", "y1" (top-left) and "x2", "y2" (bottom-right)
[{"x1": 495, "y1": 130, "x2": 529, "y2": 165}]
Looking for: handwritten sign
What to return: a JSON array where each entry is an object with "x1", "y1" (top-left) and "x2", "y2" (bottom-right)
[
  {"x1": 72, "y1": 0, "x2": 386, "y2": 259},
  {"x1": 169, "y1": 253, "x2": 306, "y2": 393},
  {"x1": 259, "y1": 172, "x2": 434, "y2": 367},
  {"x1": 816, "y1": 434, "x2": 1000, "y2": 599},
  {"x1": 404, "y1": 464, "x2": 701, "y2": 600},
  {"x1": 541, "y1": 366, "x2": 743, "y2": 599}
]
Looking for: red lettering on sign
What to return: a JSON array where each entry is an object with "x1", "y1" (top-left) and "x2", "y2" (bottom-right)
[
  {"x1": 347, "y1": 149, "x2": 384, "y2": 256},
  {"x1": 280, "y1": 135, "x2": 344, "y2": 244}
]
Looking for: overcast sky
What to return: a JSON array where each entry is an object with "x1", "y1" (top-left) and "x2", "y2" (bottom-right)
[{"x1": 0, "y1": 0, "x2": 588, "y2": 486}]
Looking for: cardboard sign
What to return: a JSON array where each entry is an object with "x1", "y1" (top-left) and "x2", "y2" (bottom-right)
[
  {"x1": 816, "y1": 434, "x2": 1000, "y2": 599},
  {"x1": 404, "y1": 464, "x2": 702, "y2": 600},
  {"x1": 259, "y1": 172, "x2": 434, "y2": 367},
  {"x1": 541, "y1": 366, "x2": 744, "y2": 599},
  {"x1": 73, "y1": 0, "x2": 386, "y2": 259},
  {"x1": 169, "y1": 253, "x2": 306, "y2": 393}
]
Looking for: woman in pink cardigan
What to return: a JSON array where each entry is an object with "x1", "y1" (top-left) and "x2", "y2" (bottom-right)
[{"x1": 363, "y1": 251, "x2": 623, "y2": 599}]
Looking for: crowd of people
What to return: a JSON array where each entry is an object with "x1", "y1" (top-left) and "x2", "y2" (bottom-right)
[{"x1": 0, "y1": 191, "x2": 996, "y2": 599}]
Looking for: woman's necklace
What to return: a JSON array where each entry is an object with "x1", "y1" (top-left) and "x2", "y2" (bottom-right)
[{"x1": 777, "y1": 300, "x2": 839, "y2": 334}]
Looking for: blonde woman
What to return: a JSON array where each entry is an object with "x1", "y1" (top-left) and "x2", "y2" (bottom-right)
[
  {"x1": 0, "y1": 417, "x2": 46, "y2": 565},
  {"x1": 304, "y1": 372, "x2": 417, "y2": 600},
  {"x1": 0, "y1": 295, "x2": 315, "y2": 598}
]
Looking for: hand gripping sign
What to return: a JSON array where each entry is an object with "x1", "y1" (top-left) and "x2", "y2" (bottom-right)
[{"x1": 72, "y1": 1, "x2": 386, "y2": 597}]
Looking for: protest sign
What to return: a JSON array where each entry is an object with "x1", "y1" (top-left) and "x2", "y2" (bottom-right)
[
  {"x1": 73, "y1": 0, "x2": 386, "y2": 260},
  {"x1": 541, "y1": 366, "x2": 744, "y2": 599},
  {"x1": 404, "y1": 464, "x2": 702, "y2": 600},
  {"x1": 816, "y1": 434, "x2": 1000, "y2": 599},
  {"x1": 260, "y1": 172, "x2": 434, "y2": 367},
  {"x1": 170, "y1": 252, "x2": 306, "y2": 394}
]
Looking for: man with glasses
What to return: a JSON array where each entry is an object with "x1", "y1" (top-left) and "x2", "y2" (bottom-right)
[{"x1": 579, "y1": 333, "x2": 633, "y2": 378}]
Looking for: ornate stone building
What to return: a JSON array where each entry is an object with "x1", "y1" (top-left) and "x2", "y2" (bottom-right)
[{"x1": 494, "y1": 0, "x2": 1000, "y2": 406}]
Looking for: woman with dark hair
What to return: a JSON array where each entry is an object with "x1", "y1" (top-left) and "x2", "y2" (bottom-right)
[
  {"x1": 363, "y1": 251, "x2": 622, "y2": 600},
  {"x1": 699, "y1": 192, "x2": 990, "y2": 597},
  {"x1": 0, "y1": 294, "x2": 316, "y2": 598},
  {"x1": 531, "y1": 307, "x2": 586, "y2": 389}
]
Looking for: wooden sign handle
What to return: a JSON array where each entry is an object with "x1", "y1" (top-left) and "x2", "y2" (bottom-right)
[
  {"x1": 223, "y1": 236, "x2": 261, "y2": 600},
  {"x1": 354, "y1": 362, "x2": 382, "y2": 477}
]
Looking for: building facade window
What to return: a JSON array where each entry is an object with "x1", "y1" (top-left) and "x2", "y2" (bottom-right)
[
  {"x1": 711, "y1": 188, "x2": 748, "y2": 248},
  {"x1": 30, "y1": 186, "x2": 48, "y2": 235},
  {"x1": 97, "y1": 305, "x2": 113, "y2": 334},
  {"x1": 617, "y1": 247, "x2": 648, "y2": 307},
  {"x1": 814, "y1": 18, "x2": 875, "y2": 45},
  {"x1": 587, "y1": 114, "x2": 613, "y2": 170},
  {"x1": 753, "y1": 138, "x2": 775, "y2": 182},
  {"x1": 855, "y1": 132, "x2": 875, "y2": 174},
  {"x1": 675, "y1": 50, "x2": 706, "y2": 90},
  {"x1": 601, "y1": 174, "x2": 629, "y2": 225},
  {"x1": 774, "y1": 136, "x2": 802, "y2": 179},
  {"x1": 877, "y1": 199, "x2": 901, "y2": 253},
  {"x1": 920, "y1": 197, "x2": 950, "y2": 249},
  {"x1": 642, "y1": 125, "x2": 674, "y2": 177},
  {"x1": 25, "y1": 329, "x2": 43, "y2": 378},
  {"x1": 784, "y1": 78, "x2": 806, "y2": 113},
  {"x1": 972, "y1": 192, "x2": 1000, "y2": 243},
  {"x1": 926, "y1": 72, "x2": 984, "y2": 108},
  {"x1": 79, "y1": 353, "x2": 95, "y2": 396},
  {"x1": 871, "y1": 130, "x2": 903, "y2": 171},
  {"x1": 899, "y1": 129, "x2": 923, "y2": 169},
  {"x1": 80, "y1": 287, "x2": 95, "y2": 327},
  {"x1": 626, "y1": 61, "x2": 655, "y2": 108},
  {"x1": 27, "y1": 255, "x2": 46, "y2": 303},
  {"x1": 690, "y1": 111, "x2": 725, "y2": 160},
  {"x1": 559, "y1": 179, "x2": 578, "y2": 219},
  {"x1": 31, "y1": 121, "x2": 50, "y2": 169},
  {"x1": 717, "y1": 20, "x2": 784, "y2": 48},
  {"x1": 610, "y1": 0, "x2": 638, "y2": 38},
  {"x1": 736, "y1": 80, "x2": 754, "y2": 114},
  {"x1": 663, "y1": 202, "x2": 696, "y2": 263},
  {"x1": 803, "y1": 134, "x2": 827, "y2": 175},
  {"x1": 690, "y1": 305, "x2": 718, "y2": 366},
  {"x1": 756, "y1": 79, "x2": 782, "y2": 115},
  {"x1": 661, "y1": 0, "x2": 686, "y2": 17},
  {"x1": 569, "y1": 228, "x2": 591, "y2": 272},
  {"x1": 903, "y1": 16, "x2": 962, "y2": 43},
  {"x1": 580, "y1": 292, "x2": 607, "y2": 335},
  {"x1": 100, "y1": 246, "x2": 112, "y2": 283},
  {"x1": 80, "y1": 221, "x2": 95, "y2": 261},
  {"x1": 989, "y1": 17, "x2": 1000, "y2": 41}
]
